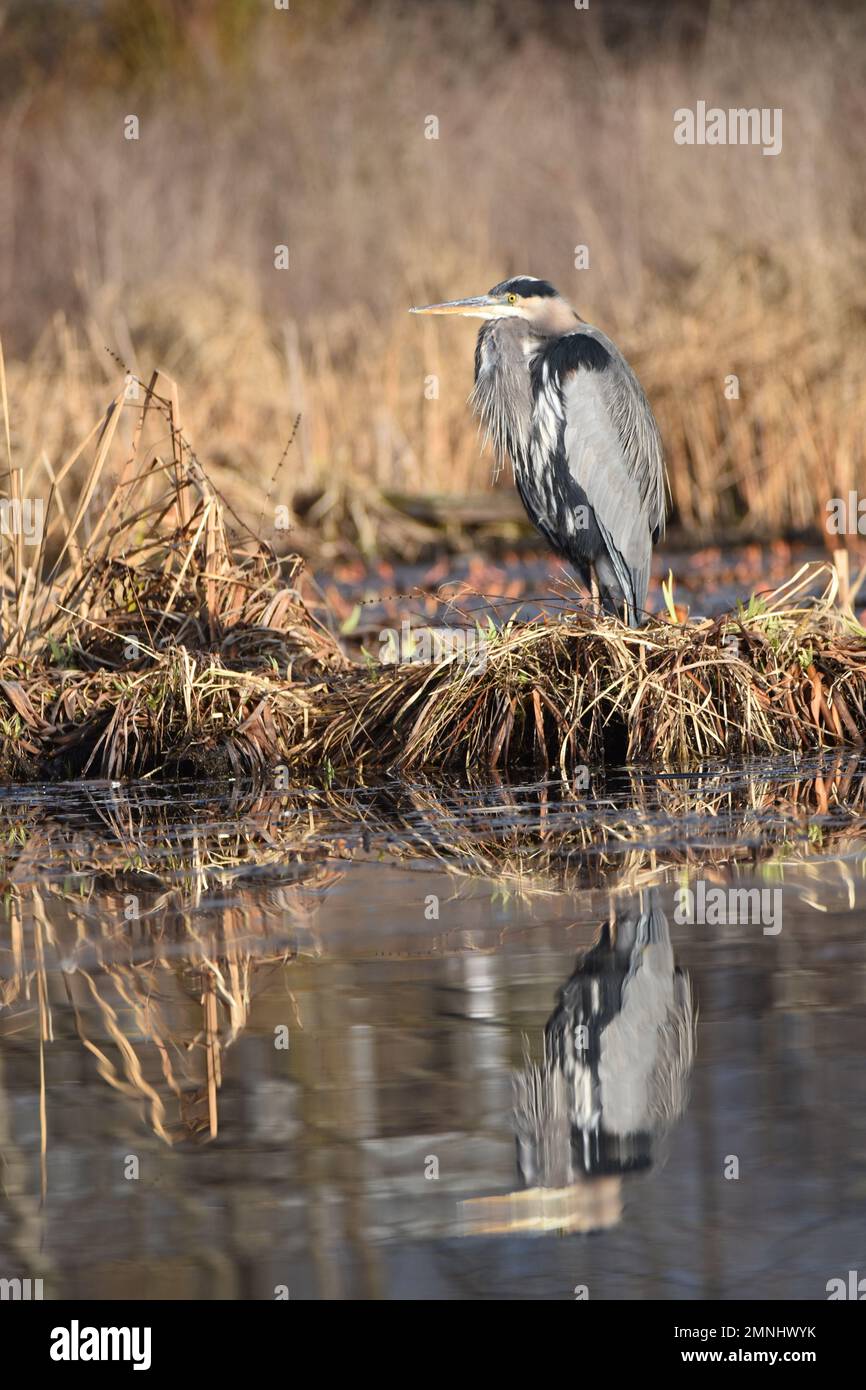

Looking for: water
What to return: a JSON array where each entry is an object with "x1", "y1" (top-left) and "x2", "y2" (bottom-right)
[{"x1": 0, "y1": 759, "x2": 865, "y2": 1299}]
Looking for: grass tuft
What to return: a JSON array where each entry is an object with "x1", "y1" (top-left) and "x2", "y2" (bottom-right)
[{"x1": 1, "y1": 377, "x2": 865, "y2": 781}]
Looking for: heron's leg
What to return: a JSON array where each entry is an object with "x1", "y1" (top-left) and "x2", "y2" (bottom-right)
[
  {"x1": 574, "y1": 564, "x2": 595, "y2": 614},
  {"x1": 594, "y1": 553, "x2": 635, "y2": 626}
]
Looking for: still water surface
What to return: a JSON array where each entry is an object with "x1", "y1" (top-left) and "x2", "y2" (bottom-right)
[{"x1": 0, "y1": 761, "x2": 864, "y2": 1299}]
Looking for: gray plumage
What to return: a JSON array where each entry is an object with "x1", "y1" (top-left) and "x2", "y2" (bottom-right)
[
  {"x1": 412, "y1": 276, "x2": 668, "y2": 625},
  {"x1": 513, "y1": 891, "x2": 696, "y2": 1189}
]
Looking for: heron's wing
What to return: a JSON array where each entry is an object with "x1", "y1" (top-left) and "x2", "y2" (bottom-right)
[
  {"x1": 540, "y1": 331, "x2": 666, "y2": 617},
  {"x1": 645, "y1": 969, "x2": 697, "y2": 1127},
  {"x1": 598, "y1": 937, "x2": 683, "y2": 1134}
]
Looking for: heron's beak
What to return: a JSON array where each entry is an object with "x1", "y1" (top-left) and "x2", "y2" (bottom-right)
[{"x1": 410, "y1": 295, "x2": 505, "y2": 320}]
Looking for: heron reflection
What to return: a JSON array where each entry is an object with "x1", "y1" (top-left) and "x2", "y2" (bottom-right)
[{"x1": 463, "y1": 890, "x2": 696, "y2": 1235}]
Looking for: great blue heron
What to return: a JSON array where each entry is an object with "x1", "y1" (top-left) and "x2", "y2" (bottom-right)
[{"x1": 411, "y1": 276, "x2": 668, "y2": 625}]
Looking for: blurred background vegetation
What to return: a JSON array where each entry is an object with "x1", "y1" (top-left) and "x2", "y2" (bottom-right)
[{"x1": 0, "y1": 0, "x2": 864, "y2": 557}]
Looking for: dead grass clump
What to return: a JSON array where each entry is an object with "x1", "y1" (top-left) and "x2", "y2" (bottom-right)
[
  {"x1": 1, "y1": 368, "x2": 865, "y2": 780},
  {"x1": 285, "y1": 566, "x2": 866, "y2": 774},
  {"x1": 0, "y1": 363, "x2": 345, "y2": 779}
]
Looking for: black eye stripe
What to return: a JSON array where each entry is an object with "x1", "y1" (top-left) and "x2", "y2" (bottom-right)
[{"x1": 489, "y1": 277, "x2": 558, "y2": 299}]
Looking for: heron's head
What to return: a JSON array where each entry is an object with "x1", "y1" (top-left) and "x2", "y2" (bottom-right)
[{"x1": 410, "y1": 276, "x2": 579, "y2": 335}]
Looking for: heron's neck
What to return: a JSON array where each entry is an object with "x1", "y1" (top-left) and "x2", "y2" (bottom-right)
[
  {"x1": 531, "y1": 298, "x2": 583, "y2": 337},
  {"x1": 471, "y1": 319, "x2": 534, "y2": 479}
]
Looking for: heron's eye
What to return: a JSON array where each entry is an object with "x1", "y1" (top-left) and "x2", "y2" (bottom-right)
[{"x1": 507, "y1": 293, "x2": 518, "y2": 305}]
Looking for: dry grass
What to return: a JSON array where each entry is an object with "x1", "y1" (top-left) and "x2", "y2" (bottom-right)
[
  {"x1": 293, "y1": 566, "x2": 866, "y2": 772},
  {"x1": 0, "y1": 366, "x2": 865, "y2": 780},
  {"x1": 1, "y1": 1, "x2": 865, "y2": 556},
  {"x1": 5, "y1": 0, "x2": 866, "y2": 779},
  {"x1": 0, "y1": 364, "x2": 345, "y2": 779}
]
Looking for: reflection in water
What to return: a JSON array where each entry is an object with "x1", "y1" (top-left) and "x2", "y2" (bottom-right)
[
  {"x1": 463, "y1": 892, "x2": 695, "y2": 1235},
  {"x1": 0, "y1": 757, "x2": 865, "y2": 1298}
]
